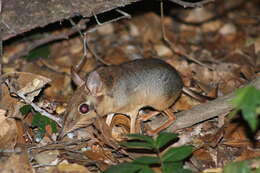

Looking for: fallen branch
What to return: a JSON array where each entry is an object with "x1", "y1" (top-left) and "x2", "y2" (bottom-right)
[{"x1": 166, "y1": 77, "x2": 260, "y2": 132}]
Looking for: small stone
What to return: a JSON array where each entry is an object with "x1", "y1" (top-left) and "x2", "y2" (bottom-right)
[
  {"x1": 129, "y1": 23, "x2": 139, "y2": 37},
  {"x1": 154, "y1": 44, "x2": 172, "y2": 57},
  {"x1": 56, "y1": 106, "x2": 66, "y2": 114},
  {"x1": 185, "y1": 8, "x2": 213, "y2": 23},
  {"x1": 219, "y1": 23, "x2": 237, "y2": 35},
  {"x1": 97, "y1": 23, "x2": 114, "y2": 35},
  {"x1": 202, "y1": 20, "x2": 222, "y2": 32}
]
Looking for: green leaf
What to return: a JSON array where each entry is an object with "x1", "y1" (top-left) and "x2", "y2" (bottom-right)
[
  {"x1": 139, "y1": 166, "x2": 155, "y2": 173},
  {"x1": 231, "y1": 86, "x2": 260, "y2": 131},
  {"x1": 31, "y1": 113, "x2": 44, "y2": 128},
  {"x1": 162, "y1": 162, "x2": 183, "y2": 173},
  {"x1": 49, "y1": 119, "x2": 58, "y2": 133},
  {"x1": 163, "y1": 162, "x2": 192, "y2": 173},
  {"x1": 31, "y1": 112, "x2": 58, "y2": 136},
  {"x1": 173, "y1": 169, "x2": 193, "y2": 173},
  {"x1": 133, "y1": 156, "x2": 160, "y2": 165},
  {"x1": 127, "y1": 134, "x2": 154, "y2": 145},
  {"x1": 155, "y1": 132, "x2": 178, "y2": 149},
  {"x1": 121, "y1": 142, "x2": 154, "y2": 150},
  {"x1": 19, "y1": 105, "x2": 32, "y2": 115},
  {"x1": 25, "y1": 45, "x2": 50, "y2": 61},
  {"x1": 162, "y1": 146, "x2": 192, "y2": 162},
  {"x1": 223, "y1": 161, "x2": 250, "y2": 173},
  {"x1": 104, "y1": 163, "x2": 142, "y2": 173},
  {"x1": 241, "y1": 106, "x2": 259, "y2": 131}
]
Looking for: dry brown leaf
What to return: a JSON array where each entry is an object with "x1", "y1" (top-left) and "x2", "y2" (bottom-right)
[
  {"x1": 202, "y1": 20, "x2": 222, "y2": 32},
  {"x1": 185, "y1": 7, "x2": 213, "y2": 23},
  {"x1": 0, "y1": 72, "x2": 51, "y2": 118},
  {"x1": 192, "y1": 148, "x2": 216, "y2": 169},
  {"x1": 56, "y1": 161, "x2": 91, "y2": 173},
  {"x1": 130, "y1": 12, "x2": 162, "y2": 43},
  {"x1": 235, "y1": 148, "x2": 260, "y2": 162},
  {"x1": 15, "y1": 117, "x2": 33, "y2": 144},
  {"x1": 0, "y1": 151, "x2": 33, "y2": 173},
  {"x1": 173, "y1": 94, "x2": 200, "y2": 111},
  {"x1": 83, "y1": 145, "x2": 115, "y2": 171},
  {"x1": 34, "y1": 150, "x2": 60, "y2": 165},
  {"x1": 0, "y1": 115, "x2": 18, "y2": 149},
  {"x1": 93, "y1": 118, "x2": 119, "y2": 149},
  {"x1": 223, "y1": 122, "x2": 254, "y2": 148},
  {"x1": 21, "y1": 62, "x2": 70, "y2": 100}
]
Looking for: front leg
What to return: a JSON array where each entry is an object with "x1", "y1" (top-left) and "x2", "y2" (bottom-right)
[
  {"x1": 106, "y1": 113, "x2": 115, "y2": 126},
  {"x1": 125, "y1": 110, "x2": 139, "y2": 134},
  {"x1": 129, "y1": 113, "x2": 138, "y2": 133}
]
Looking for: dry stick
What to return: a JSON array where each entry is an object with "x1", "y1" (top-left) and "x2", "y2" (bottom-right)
[
  {"x1": 70, "y1": 9, "x2": 132, "y2": 67},
  {"x1": 5, "y1": 80, "x2": 63, "y2": 127},
  {"x1": 69, "y1": 19, "x2": 89, "y2": 71},
  {"x1": 160, "y1": 1, "x2": 214, "y2": 70},
  {"x1": 69, "y1": 18, "x2": 110, "y2": 68},
  {"x1": 166, "y1": 77, "x2": 260, "y2": 132},
  {"x1": 168, "y1": 0, "x2": 214, "y2": 8},
  {"x1": 89, "y1": 9, "x2": 131, "y2": 65},
  {"x1": 93, "y1": 9, "x2": 131, "y2": 26}
]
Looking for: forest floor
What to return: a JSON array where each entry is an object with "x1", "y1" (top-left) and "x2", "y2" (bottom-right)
[{"x1": 1, "y1": 0, "x2": 259, "y2": 172}]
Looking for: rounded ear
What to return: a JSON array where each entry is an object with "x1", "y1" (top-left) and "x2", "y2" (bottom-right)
[
  {"x1": 71, "y1": 67, "x2": 84, "y2": 87},
  {"x1": 86, "y1": 71, "x2": 103, "y2": 96}
]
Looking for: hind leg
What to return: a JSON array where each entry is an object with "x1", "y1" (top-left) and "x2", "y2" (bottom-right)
[
  {"x1": 139, "y1": 110, "x2": 161, "y2": 121},
  {"x1": 122, "y1": 110, "x2": 139, "y2": 134},
  {"x1": 147, "y1": 109, "x2": 176, "y2": 135}
]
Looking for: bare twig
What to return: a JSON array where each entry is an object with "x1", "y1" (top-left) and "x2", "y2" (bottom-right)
[
  {"x1": 28, "y1": 139, "x2": 90, "y2": 151},
  {"x1": 85, "y1": 9, "x2": 132, "y2": 66},
  {"x1": 69, "y1": 19, "x2": 109, "y2": 67},
  {"x1": 93, "y1": 9, "x2": 131, "y2": 26},
  {"x1": 69, "y1": 19, "x2": 89, "y2": 71},
  {"x1": 168, "y1": 0, "x2": 214, "y2": 8},
  {"x1": 174, "y1": 1, "x2": 246, "y2": 26},
  {"x1": 5, "y1": 79, "x2": 63, "y2": 126},
  {"x1": 160, "y1": 0, "x2": 214, "y2": 70},
  {"x1": 86, "y1": 38, "x2": 110, "y2": 65}
]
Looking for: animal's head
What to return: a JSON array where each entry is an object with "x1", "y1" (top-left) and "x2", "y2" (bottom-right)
[{"x1": 60, "y1": 69, "x2": 108, "y2": 138}]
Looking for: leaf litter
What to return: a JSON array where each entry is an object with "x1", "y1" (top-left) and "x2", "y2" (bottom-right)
[{"x1": 1, "y1": 0, "x2": 260, "y2": 172}]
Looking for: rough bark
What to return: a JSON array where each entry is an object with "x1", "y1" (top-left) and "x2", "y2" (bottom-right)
[
  {"x1": 166, "y1": 77, "x2": 260, "y2": 132},
  {"x1": 1, "y1": 0, "x2": 139, "y2": 41}
]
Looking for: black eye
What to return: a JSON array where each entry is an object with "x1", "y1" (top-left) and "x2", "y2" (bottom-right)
[{"x1": 78, "y1": 103, "x2": 90, "y2": 114}]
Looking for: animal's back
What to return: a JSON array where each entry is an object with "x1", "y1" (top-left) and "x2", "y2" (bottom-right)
[{"x1": 98, "y1": 58, "x2": 183, "y2": 113}]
